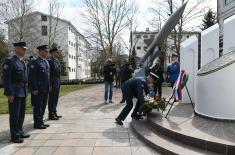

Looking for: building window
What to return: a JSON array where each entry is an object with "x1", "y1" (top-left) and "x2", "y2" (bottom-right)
[
  {"x1": 137, "y1": 46, "x2": 141, "y2": 50},
  {"x1": 143, "y1": 35, "x2": 148, "y2": 38},
  {"x1": 136, "y1": 35, "x2": 141, "y2": 38},
  {"x1": 225, "y1": 0, "x2": 235, "y2": 5},
  {"x1": 41, "y1": 15, "x2": 47, "y2": 21},
  {"x1": 41, "y1": 25, "x2": 47, "y2": 36}
]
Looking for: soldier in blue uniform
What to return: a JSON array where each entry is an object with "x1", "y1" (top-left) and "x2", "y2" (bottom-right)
[
  {"x1": 2, "y1": 42, "x2": 30, "y2": 143},
  {"x1": 115, "y1": 72, "x2": 159, "y2": 125},
  {"x1": 48, "y1": 47, "x2": 62, "y2": 120},
  {"x1": 167, "y1": 53, "x2": 180, "y2": 88},
  {"x1": 29, "y1": 45, "x2": 51, "y2": 129}
]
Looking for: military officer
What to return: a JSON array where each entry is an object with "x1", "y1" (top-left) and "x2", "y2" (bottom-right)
[
  {"x1": 167, "y1": 53, "x2": 180, "y2": 88},
  {"x1": 115, "y1": 72, "x2": 159, "y2": 125},
  {"x1": 2, "y1": 42, "x2": 30, "y2": 143},
  {"x1": 48, "y1": 47, "x2": 62, "y2": 120},
  {"x1": 29, "y1": 45, "x2": 51, "y2": 129}
]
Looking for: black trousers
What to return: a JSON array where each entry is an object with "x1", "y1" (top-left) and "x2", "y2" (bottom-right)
[
  {"x1": 32, "y1": 92, "x2": 48, "y2": 126},
  {"x1": 117, "y1": 94, "x2": 141, "y2": 121},
  {"x1": 120, "y1": 80, "x2": 126, "y2": 102},
  {"x1": 48, "y1": 87, "x2": 60, "y2": 116},
  {"x1": 9, "y1": 97, "x2": 26, "y2": 140}
]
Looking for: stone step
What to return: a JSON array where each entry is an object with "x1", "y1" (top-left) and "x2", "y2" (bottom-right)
[
  {"x1": 147, "y1": 112, "x2": 235, "y2": 155},
  {"x1": 131, "y1": 119, "x2": 219, "y2": 155}
]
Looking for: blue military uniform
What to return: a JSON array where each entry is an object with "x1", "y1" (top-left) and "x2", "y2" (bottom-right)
[
  {"x1": 2, "y1": 55, "x2": 28, "y2": 141},
  {"x1": 29, "y1": 55, "x2": 50, "y2": 127},
  {"x1": 116, "y1": 77, "x2": 149, "y2": 121},
  {"x1": 48, "y1": 55, "x2": 61, "y2": 118},
  {"x1": 167, "y1": 61, "x2": 180, "y2": 87}
]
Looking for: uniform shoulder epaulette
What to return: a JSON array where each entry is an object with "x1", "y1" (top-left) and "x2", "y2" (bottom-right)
[{"x1": 2, "y1": 57, "x2": 12, "y2": 69}]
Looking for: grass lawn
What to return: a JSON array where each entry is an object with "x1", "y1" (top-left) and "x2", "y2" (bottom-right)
[{"x1": 0, "y1": 84, "x2": 94, "y2": 114}]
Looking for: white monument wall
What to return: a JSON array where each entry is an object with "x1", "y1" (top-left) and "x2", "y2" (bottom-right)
[
  {"x1": 201, "y1": 24, "x2": 219, "y2": 67},
  {"x1": 196, "y1": 61, "x2": 235, "y2": 120},
  {"x1": 180, "y1": 36, "x2": 198, "y2": 103},
  {"x1": 223, "y1": 14, "x2": 235, "y2": 54}
]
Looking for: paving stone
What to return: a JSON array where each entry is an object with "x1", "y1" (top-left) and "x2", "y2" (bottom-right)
[
  {"x1": 112, "y1": 139, "x2": 130, "y2": 147},
  {"x1": 23, "y1": 140, "x2": 47, "y2": 147},
  {"x1": 77, "y1": 139, "x2": 96, "y2": 147},
  {"x1": 75, "y1": 147, "x2": 93, "y2": 155},
  {"x1": 0, "y1": 85, "x2": 165, "y2": 155},
  {"x1": 14, "y1": 147, "x2": 38, "y2": 155},
  {"x1": 33, "y1": 134, "x2": 53, "y2": 140},
  {"x1": 92, "y1": 147, "x2": 113, "y2": 155},
  {"x1": 43, "y1": 140, "x2": 63, "y2": 146},
  {"x1": 33, "y1": 147, "x2": 57, "y2": 155},
  {"x1": 54, "y1": 147, "x2": 76, "y2": 155},
  {"x1": 95, "y1": 139, "x2": 113, "y2": 146}
]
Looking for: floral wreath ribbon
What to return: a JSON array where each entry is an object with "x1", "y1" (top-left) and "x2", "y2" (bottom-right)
[{"x1": 173, "y1": 70, "x2": 186, "y2": 101}]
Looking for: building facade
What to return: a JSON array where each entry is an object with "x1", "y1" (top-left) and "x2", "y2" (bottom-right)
[
  {"x1": 7, "y1": 11, "x2": 91, "y2": 80},
  {"x1": 218, "y1": 0, "x2": 235, "y2": 34}
]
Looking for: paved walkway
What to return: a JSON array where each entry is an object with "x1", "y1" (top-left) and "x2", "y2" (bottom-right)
[{"x1": 0, "y1": 85, "x2": 164, "y2": 155}]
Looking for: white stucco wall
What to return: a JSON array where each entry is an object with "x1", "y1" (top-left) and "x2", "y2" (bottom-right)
[
  {"x1": 196, "y1": 63, "x2": 235, "y2": 120},
  {"x1": 223, "y1": 14, "x2": 235, "y2": 54},
  {"x1": 180, "y1": 36, "x2": 198, "y2": 104},
  {"x1": 201, "y1": 24, "x2": 219, "y2": 67}
]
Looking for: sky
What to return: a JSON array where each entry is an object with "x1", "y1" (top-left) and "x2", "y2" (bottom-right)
[
  {"x1": 33, "y1": 0, "x2": 217, "y2": 49},
  {"x1": 35, "y1": 0, "x2": 217, "y2": 32}
]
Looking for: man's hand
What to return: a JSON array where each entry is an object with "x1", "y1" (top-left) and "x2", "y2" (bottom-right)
[
  {"x1": 32, "y1": 90, "x2": 39, "y2": 96},
  {"x1": 8, "y1": 96, "x2": 14, "y2": 103}
]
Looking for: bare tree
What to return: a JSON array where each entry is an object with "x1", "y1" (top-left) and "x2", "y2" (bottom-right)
[
  {"x1": 149, "y1": 0, "x2": 209, "y2": 56},
  {"x1": 48, "y1": 0, "x2": 64, "y2": 49},
  {"x1": 0, "y1": 0, "x2": 34, "y2": 40},
  {"x1": 81, "y1": 0, "x2": 136, "y2": 57},
  {"x1": 0, "y1": 0, "x2": 41, "y2": 55}
]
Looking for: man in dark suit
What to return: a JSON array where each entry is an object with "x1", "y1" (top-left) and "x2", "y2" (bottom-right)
[
  {"x1": 48, "y1": 47, "x2": 62, "y2": 120},
  {"x1": 120, "y1": 63, "x2": 133, "y2": 103},
  {"x1": 115, "y1": 72, "x2": 159, "y2": 125},
  {"x1": 29, "y1": 45, "x2": 50, "y2": 129},
  {"x1": 2, "y1": 42, "x2": 30, "y2": 143}
]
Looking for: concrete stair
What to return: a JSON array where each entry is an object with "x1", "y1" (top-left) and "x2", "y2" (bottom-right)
[
  {"x1": 131, "y1": 119, "x2": 218, "y2": 155},
  {"x1": 147, "y1": 113, "x2": 235, "y2": 155}
]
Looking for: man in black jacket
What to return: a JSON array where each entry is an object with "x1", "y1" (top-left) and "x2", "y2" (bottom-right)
[
  {"x1": 103, "y1": 59, "x2": 116, "y2": 104},
  {"x1": 120, "y1": 63, "x2": 133, "y2": 103},
  {"x1": 146, "y1": 62, "x2": 164, "y2": 98}
]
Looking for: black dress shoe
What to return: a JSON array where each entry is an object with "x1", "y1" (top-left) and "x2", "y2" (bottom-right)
[
  {"x1": 55, "y1": 114, "x2": 62, "y2": 118},
  {"x1": 115, "y1": 118, "x2": 123, "y2": 126},
  {"x1": 11, "y1": 138, "x2": 24, "y2": 143},
  {"x1": 20, "y1": 134, "x2": 30, "y2": 138},
  {"x1": 34, "y1": 125, "x2": 47, "y2": 129},
  {"x1": 49, "y1": 116, "x2": 59, "y2": 120},
  {"x1": 43, "y1": 124, "x2": 50, "y2": 127}
]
